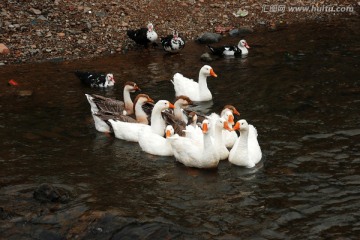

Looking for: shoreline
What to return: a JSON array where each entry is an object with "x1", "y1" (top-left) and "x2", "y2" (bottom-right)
[{"x1": 0, "y1": 0, "x2": 358, "y2": 65}]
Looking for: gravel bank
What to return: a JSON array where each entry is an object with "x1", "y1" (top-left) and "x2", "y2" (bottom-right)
[{"x1": 0, "y1": 0, "x2": 358, "y2": 65}]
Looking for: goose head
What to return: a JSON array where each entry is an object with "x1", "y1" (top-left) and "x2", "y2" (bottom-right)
[
  {"x1": 105, "y1": 73, "x2": 115, "y2": 86},
  {"x1": 201, "y1": 119, "x2": 210, "y2": 133},
  {"x1": 200, "y1": 65, "x2": 217, "y2": 78},
  {"x1": 124, "y1": 81, "x2": 141, "y2": 93},
  {"x1": 188, "y1": 111, "x2": 198, "y2": 125},
  {"x1": 217, "y1": 117, "x2": 233, "y2": 132},
  {"x1": 222, "y1": 105, "x2": 240, "y2": 116},
  {"x1": 133, "y1": 94, "x2": 154, "y2": 107},
  {"x1": 175, "y1": 95, "x2": 193, "y2": 109},
  {"x1": 154, "y1": 100, "x2": 175, "y2": 112},
  {"x1": 233, "y1": 119, "x2": 249, "y2": 132},
  {"x1": 165, "y1": 125, "x2": 175, "y2": 138},
  {"x1": 221, "y1": 110, "x2": 235, "y2": 125}
]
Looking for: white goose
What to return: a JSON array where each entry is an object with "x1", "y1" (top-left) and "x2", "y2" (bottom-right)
[
  {"x1": 229, "y1": 119, "x2": 262, "y2": 168},
  {"x1": 208, "y1": 113, "x2": 232, "y2": 160},
  {"x1": 138, "y1": 125, "x2": 175, "y2": 156},
  {"x1": 107, "y1": 94, "x2": 154, "y2": 142},
  {"x1": 168, "y1": 117, "x2": 230, "y2": 169},
  {"x1": 171, "y1": 65, "x2": 217, "y2": 101}
]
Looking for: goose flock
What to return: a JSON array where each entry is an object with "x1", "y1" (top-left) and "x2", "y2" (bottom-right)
[{"x1": 78, "y1": 23, "x2": 261, "y2": 169}]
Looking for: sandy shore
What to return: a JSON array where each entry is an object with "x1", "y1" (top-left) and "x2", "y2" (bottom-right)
[{"x1": 0, "y1": 0, "x2": 358, "y2": 65}]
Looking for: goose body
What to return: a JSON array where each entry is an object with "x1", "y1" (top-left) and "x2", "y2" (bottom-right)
[
  {"x1": 168, "y1": 119, "x2": 220, "y2": 168},
  {"x1": 161, "y1": 31, "x2": 185, "y2": 54},
  {"x1": 75, "y1": 71, "x2": 115, "y2": 88},
  {"x1": 85, "y1": 82, "x2": 142, "y2": 133},
  {"x1": 138, "y1": 125, "x2": 174, "y2": 156},
  {"x1": 229, "y1": 120, "x2": 262, "y2": 168},
  {"x1": 208, "y1": 113, "x2": 231, "y2": 160},
  {"x1": 85, "y1": 81, "x2": 140, "y2": 115},
  {"x1": 127, "y1": 23, "x2": 158, "y2": 48},
  {"x1": 171, "y1": 65, "x2": 217, "y2": 101},
  {"x1": 106, "y1": 94, "x2": 154, "y2": 141},
  {"x1": 208, "y1": 39, "x2": 250, "y2": 56}
]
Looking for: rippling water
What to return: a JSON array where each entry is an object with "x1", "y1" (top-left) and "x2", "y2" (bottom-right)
[{"x1": 1, "y1": 18, "x2": 360, "y2": 239}]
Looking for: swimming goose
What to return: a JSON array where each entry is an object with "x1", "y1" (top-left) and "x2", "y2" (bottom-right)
[
  {"x1": 221, "y1": 108, "x2": 240, "y2": 148},
  {"x1": 208, "y1": 113, "x2": 232, "y2": 160},
  {"x1": 138, "y1": 125, "x2": 175, "y2": 156},
  {"x1": 127, "y1": 23, "x2": 158, "y2": 48},
  {"x1": 168, "y1": 117, "x2": 230, "y2": 169},
  {"x1": 161, "y1": 95, "x2": 193, "y2": 136},
  {"x1": 208, "y1": 39, "x2": 250, "y2": 56},
  {"x1": 171, "y1": 65, "x2": 217, "y2": 101},
  {"x1": 229, "y1": 119, "x2": 262, "y2": 168},
  {"x1": 85, "y1": 81, "x2": 140, "y2": 115},
  {"x1": 75, "y1": 71, "x2": 115, "y2": 88},
  {"x1": 161, "y1": 31, "x2": 185, "y2": 54},
  {"x1": 106, "y1": 94, "x2": 154, "y2": 140},
  {"x1": 109, "y1": 99, "x2": 174, "y2": 142}
]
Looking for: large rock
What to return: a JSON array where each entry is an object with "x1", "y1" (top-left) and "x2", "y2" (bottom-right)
[
  {"x1": 196, "y1": 32, "x2": 222, "y2": 44},
  {"x1": 0, "y1": 43, "x2": 9, "y2": 54}
]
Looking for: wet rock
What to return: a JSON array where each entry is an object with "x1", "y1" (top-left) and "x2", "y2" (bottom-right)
[
  {"x1": 196, "y1": 32, "x2": 222, "y2": 44},
  {"x1": 200, "y1": 52, "x2": 215, "y2": 62},
  {"x1": 33, "y1": 183, "x2": 73, "y2": 203},
  {"x1": 0, "y1": 43, "x2": 10, "y2": 54},
  {"x1": 229, "y1": 27, "x2": 254, "y2": 36}
]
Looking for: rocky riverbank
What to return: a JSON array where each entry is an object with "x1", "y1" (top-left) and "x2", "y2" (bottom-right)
[{"x1": 0, "y1": 0, "x2": 358, "y2": 65}]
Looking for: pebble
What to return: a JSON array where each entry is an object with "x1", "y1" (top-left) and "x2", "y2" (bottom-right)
[{"x1": 0, "y1": 43, "x2": 10, "y2": 54}]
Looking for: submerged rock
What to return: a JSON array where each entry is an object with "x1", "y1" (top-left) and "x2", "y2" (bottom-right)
[
  {"x1": 33, "y1": 183, "x2": 73, "y2": 203},
  {"x1": 196, "y1": 32, "x2": 222, "y2": 44}
]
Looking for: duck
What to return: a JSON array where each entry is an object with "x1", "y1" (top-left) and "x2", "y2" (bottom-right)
[
  {"x1": 91, "y1": 94, "x2": 153, "y2": 133},
  {"x1": 171, "y1": 65, "x2": 217, "y2": 101},
  {"x1": 127, "y1": 23, "x2": 158, "y2": 48},
  {"x1": 161, "y1": 31, "x2": 185, "y2": 54},
  {"x1": 85, "y1": 81, "x2": 141, "y2": 116},
  {"x1": 208, "y1": 39, "x2": 250, "y2": 56},
  {"x1": 168, "y1": 117, "x2": 230, "y2": 169},
  {"x1": 109, "y1": 99, "x2": 174, "y2": 142},
  {"x1": 161, "y1": 95, "x2": 193, "y2": 136},
  {"x1": 75, "y1": 71, "x2": 115, "y2": 88},
  {"x1": 229, "y1": 119, "x2": 262, "y2": 168},
  {"x1": 138, "y1": 125, "x2": 175, "y2": 156}
]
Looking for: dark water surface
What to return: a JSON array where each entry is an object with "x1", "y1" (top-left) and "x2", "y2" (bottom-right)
[{"x1": 1, "y1": 18, "x2": 360, "y2": 239}]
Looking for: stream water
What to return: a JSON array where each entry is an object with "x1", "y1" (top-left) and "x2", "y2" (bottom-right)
[{"x1": 1, "y1": 17, "x2": 360, "y2": 239}]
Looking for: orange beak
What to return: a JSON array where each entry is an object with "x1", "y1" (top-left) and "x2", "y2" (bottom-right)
[
  {"x1": 134, "y1": 85, "x2": 141, "y2": 91},
  {"x1": 210, "y1": 68, "x2": 217, "y2": 77},
  {"x1": 147, "y1": 97, "x2": 154, "y2": 103},
  {"x1": 169, "y1": 102, "x2": 175, "y2": 109},
  {"x1": 228, "y1": 115, "x2": 234, "y2": 125},
  {"x1": 166, "y1": 129, "x2": 171, "y2": 138},
  {"x1": 233, "y1": 108, "x2": 240, "y2": 116},
  {"x1": 202, "y1": 123, "x2": 208, "y2": 133},
  {"x1": 223, "y1": 121, "x2": 232, "y2": 131},
  {"x1": 232, "y1": 122, "x2": 240, "y2": 131}
]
